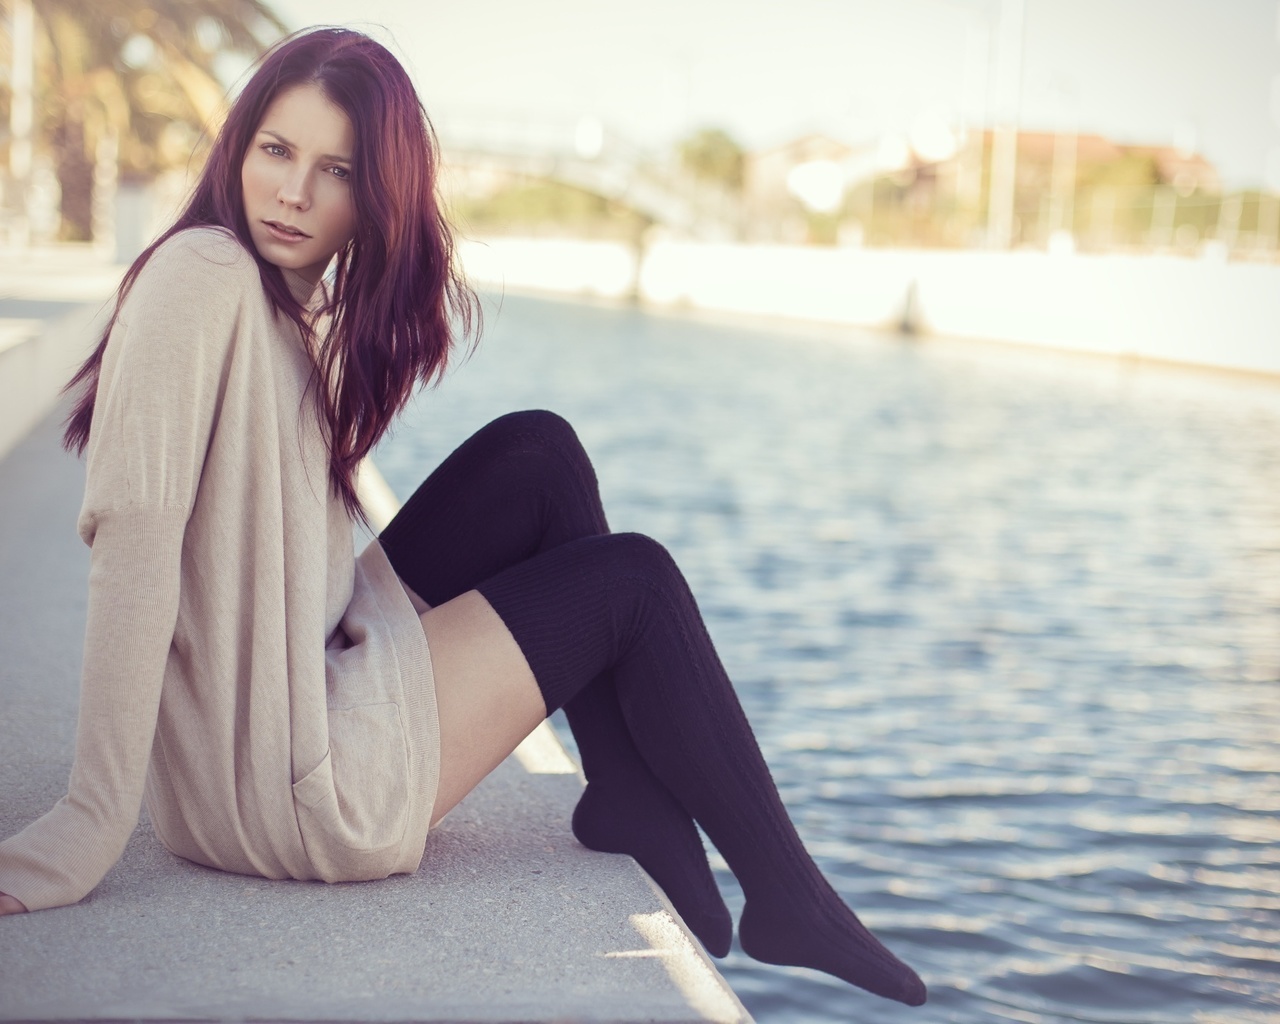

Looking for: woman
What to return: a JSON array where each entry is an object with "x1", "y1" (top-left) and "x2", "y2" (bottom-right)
[{"x1": 0, "y1": 28, "x2": 925, "y2": 1008}]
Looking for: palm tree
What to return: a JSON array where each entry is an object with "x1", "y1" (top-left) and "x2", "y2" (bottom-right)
[{"x1": 16, "y1": 0, "x2": 287, "y2": 240}]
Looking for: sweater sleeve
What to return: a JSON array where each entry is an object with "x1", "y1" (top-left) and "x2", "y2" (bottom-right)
[{"x1": 0, "y1": 229, "x2": 253, "y2": 912}]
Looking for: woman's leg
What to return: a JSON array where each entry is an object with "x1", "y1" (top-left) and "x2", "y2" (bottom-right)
[
  {"x1": 420, "y1": 591, "x2": 547, "y2": 823},
  {"x1": 476, "y1": 532, "x2": 927, "y2": 1007},
  {"x1": 379, "y1": 411, "x2": 731, "y2": 954},
  {"x1": 378, "y1": 410, "x2": 607, "y2": 607}
]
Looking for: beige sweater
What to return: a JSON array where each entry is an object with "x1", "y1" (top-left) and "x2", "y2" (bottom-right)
[{"x1": 0, "y1": 228, "x2": 439, "y2": 912}]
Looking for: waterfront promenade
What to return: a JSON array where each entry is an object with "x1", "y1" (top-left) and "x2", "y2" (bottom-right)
[
  {"x1": 0, "y1": 248, "x2": 749, "y2": 1023},
  {"x1": 7, "y1": 241, "x2": 1277, "y2": 1022}
]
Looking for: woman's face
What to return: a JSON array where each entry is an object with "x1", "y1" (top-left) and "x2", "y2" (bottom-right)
[{"x1": 241, "y1": 83, "x2": 357, "y2": 288}]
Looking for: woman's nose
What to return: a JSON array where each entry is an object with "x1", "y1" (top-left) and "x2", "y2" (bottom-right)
[{"x1": 277, "y1": 169, "x2": 310, "y2": 209}]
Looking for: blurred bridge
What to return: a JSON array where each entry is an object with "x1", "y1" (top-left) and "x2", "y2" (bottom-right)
[{"x1": 433, "y1": 112, "x2": 741, "y2": 240}]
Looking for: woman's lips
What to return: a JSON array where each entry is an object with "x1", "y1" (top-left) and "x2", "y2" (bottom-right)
[{"x1": 264, "y1": 220, "x2": 310, "y2": 242}]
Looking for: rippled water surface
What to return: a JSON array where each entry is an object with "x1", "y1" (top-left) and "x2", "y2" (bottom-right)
[{"x1": 374, "y1": 293, "x2": 1280, "y2": 1023}]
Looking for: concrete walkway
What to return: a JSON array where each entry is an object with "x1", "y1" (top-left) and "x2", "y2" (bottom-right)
[
  {"x1": 0, "y1": 265, "x2": 750, "y2": 1022},
  {"x1": 0, "y1": 244, "x2": 126, "y2": 463}
]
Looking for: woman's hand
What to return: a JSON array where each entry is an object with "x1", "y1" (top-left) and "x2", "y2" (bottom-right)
[{"x1": 0, "y1": 892, "x2": 28, "y2": 915}]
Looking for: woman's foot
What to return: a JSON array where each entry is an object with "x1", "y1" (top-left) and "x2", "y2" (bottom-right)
[
  {"x1": 738, "y1": 892, "x2": 926, "y2": 1006},
  {"x1": 572, "y1": 780, "x2": 732, "y2": 957}
]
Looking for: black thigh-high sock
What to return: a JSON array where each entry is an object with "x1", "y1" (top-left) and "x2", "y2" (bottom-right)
[
  {"x1": 377, "y1": 410, "x2": 730, "y2": 955},
  {"x1": 477, "y1": 533, "x2": 927, "y2": 1007},
  {"x1": 562, "y1": 676, "x2": 732, "y2": 953}
]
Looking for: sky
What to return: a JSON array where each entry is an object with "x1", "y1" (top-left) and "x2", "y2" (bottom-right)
[{"x1": 267, "y1": 0, "x2": 1280, "y2": 189}]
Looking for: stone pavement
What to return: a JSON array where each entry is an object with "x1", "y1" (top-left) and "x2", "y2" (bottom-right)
[
  {"x1": 0, "y1": 257, "x2": 751, "y2": 1023},
  {"x1": 0, "y1": 243, "x2": 126, "y2": 463}
]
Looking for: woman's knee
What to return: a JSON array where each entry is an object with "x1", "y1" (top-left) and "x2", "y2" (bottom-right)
[
  {"x1": 482, "y1": 409, "x2": 581, "y2": 455},
  {"x1": 605, "y1": 533, "x2": 686, "y2": 593},
  {"x1": 476, "y1": 409, "x2": 598, "y2": 499}
]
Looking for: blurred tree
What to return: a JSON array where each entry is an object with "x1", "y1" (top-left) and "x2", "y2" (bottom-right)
[
  {"x1": 678, "y1": 127, "x2": 744, "y2": 192},
  {"x1": 19, "y1": 0, "x2": 286, "y2": 240},
  {"x1": 1076, "y1": 152, "x2": 1159, "y2": 191},
  {"x1": 1073, "y1": 153, "x2": 1161, "y2": 250},
  {"x1": 450, "y1": 176, "x2": 649, "y2": 241}
]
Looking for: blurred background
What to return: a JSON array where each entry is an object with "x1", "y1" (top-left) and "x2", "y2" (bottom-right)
[
  {"x1": 4, "y1": 0, "x2": 1280, "y2": 257},
  {"x1": 2, "y1": 3, "x2": 1278, "y2": 1023},
  {"x1": 6, "y1": 0, "x2": 1280, "y2": 373}
]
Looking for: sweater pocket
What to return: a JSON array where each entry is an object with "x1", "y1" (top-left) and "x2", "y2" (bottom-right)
[{"x1": 292, "y1": 701, "x2": 410, "y2": 881}]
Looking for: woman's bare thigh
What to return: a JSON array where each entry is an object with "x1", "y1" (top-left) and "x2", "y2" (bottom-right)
[{"x1": 419, "y1": 590, "x2": 547, "y2": 826}]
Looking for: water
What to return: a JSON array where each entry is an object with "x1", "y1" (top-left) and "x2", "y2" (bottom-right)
[{"x1": 372, "y1": 292, "x2": 1280, "y2": 1023}]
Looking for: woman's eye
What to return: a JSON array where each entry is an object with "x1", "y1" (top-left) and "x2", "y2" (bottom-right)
[
  {"x1": 330, "y1": 166, "x2": 350, "y2": 180},
  {"x1": 265, "y1": 144, "x2": 287, "y2": 157}
]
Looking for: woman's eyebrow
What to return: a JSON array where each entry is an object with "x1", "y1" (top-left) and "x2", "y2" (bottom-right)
[{"x1": 258, "y1": 128, "x2": 351, "y2": 163}]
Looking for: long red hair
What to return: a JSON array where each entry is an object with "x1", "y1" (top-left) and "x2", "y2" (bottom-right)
[{"x1": 63, "y1": 27, "x2": 478, "y2": 522}]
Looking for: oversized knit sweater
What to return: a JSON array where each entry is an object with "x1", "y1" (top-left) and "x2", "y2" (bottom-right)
[{"x1": 0, "y1": 227, "x2": 439, "y2": 912}]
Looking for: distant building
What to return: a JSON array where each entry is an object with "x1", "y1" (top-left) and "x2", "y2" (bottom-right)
[
  {"x1": 983, "y1": 131, "x2": 1220, "y2": 195},
  {"x1": 739, "y1": 126, "x2": 1224, "y2": 249}
]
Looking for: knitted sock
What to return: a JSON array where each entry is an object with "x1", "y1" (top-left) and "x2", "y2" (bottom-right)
[
  {"x1": 564, "y1": 677, "x2": 731, "y2": 956},
  {"x1": 378, "y1": 410, "x2": 730, "y2": 954},
  {"x1": 477, "y1": 533, "x2": 926, "y2": 1007}
]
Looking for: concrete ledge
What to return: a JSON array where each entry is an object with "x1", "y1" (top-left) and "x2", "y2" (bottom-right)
[
  {"x1": 0, "y1": 302, "x2": 110, "y2": 464},
  {"x1": 0, "y1": 244, "x2": 125, "y2": 464},
  {"x1": 460, "y1": 235, "x2": 1280, "y2": 377},
  {"x1": 0, "y1": 410, "x2": 750, "y2": 1020}
]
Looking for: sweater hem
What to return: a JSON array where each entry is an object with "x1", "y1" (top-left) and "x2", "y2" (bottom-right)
[{"x1": 355, "y1": 538, "x2": 439, "y2": 875}]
